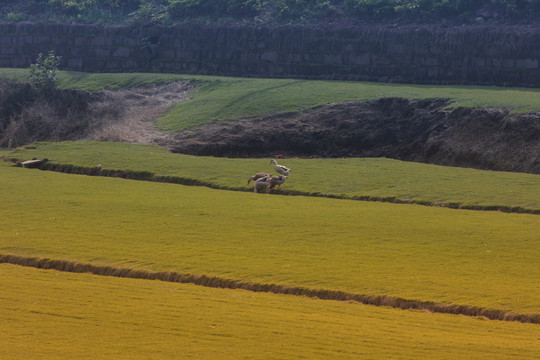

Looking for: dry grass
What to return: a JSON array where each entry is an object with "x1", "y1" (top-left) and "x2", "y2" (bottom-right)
[
  {"x1": 0, "y1": 81, "x2": 105, "y2": 147},
  {"x1": 0, "y1": 79, "x2": 192, "y2": 148},
  {"x1": 87, "y1": 82, "x2": 192, "y2": 144}
]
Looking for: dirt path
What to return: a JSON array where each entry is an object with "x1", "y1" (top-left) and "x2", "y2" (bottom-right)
[{"x1": 87, "y1": 81, "x2": 193, "y2": 145}]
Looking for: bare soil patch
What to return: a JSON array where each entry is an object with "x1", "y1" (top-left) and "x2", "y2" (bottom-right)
[
  {"x1": 87, "y1": 82, "x2": 192, "y2": 144},
  {"x1": 0, "y1": 79, "x2": 192, "y2": 148},
  {"x1": 1, "y1": 79, "x2": 538, "y2": 173},
  {"x1": 160, "y1": 98, "x2": 540, "y2": 174}
]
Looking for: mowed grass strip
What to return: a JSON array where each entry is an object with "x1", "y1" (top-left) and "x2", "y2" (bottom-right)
[
  {"x1": 0, "y1": 68, "x2": 191, "y2": 91},
  {"x1": 156, "y1": 76, "x2": 540, "y2": 131},
  {"x1": 5, "y1": 141, "x2": 540, "y2": 211},
  {"x1": 1, "y1": 162, "x2": 539, "y2": 313},
  {"x1": 2, "y1": 264, "x2": 540, "y2": 360},
  {"x1": 3, "y1": 68, "x2": 540, "y2": 130}
]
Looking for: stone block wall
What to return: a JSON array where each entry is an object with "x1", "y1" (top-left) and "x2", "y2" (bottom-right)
[{"x1": 1, "y1": 23, "x2": 539, "y2": 87}]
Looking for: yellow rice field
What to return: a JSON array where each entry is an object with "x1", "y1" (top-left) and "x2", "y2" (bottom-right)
[
  {"x1": 1, "y1": 162, "x2": 539, "y2": 314},
  {"x1": 2, "y1": 263, "x2": 539, "y2": 360}
]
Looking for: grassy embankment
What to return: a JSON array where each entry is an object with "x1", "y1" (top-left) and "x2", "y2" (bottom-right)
[
  {"x1": 2, "y1": 263, "x2": 539, "y2": 360},
  {"x1": 3, "y1": 141, "x2": 539, "y2": 212},
  {"x1": 156, "y1": 75, "x2": 540, "y2": 131},
  {"x1": 1, "y1": 161, "x2": 539, "y2": 315},
  {"x1": 2, "y1": 68, "x2": 540, "y2": 132}
]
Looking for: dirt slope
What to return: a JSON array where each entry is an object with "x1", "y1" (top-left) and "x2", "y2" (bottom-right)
[
  {"x1": 0, "y1": 80, "x2": 191, "y2": 148},
  {"x1": 1, "y1": 80, "x2": 538, "y2": 173},
  {"x1": 160, "y1": 98, "x2": 540, "y2": 174}
]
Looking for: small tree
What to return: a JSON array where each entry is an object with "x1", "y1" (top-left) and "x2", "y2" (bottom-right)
[{"x1": 28, "y1": 50, "x2": 61, "y2": 91}]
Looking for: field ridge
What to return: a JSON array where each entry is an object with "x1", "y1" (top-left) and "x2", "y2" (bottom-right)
[
  {"x1": 2, "y1": 253, "x2": 539, "y2": 325},
  {"x1": 5, "y1": 158, "x2": 539, "y2": 215}
]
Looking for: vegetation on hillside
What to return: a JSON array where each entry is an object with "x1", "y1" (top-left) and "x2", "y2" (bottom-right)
[
  {"x1": 27, "y1": 50, "x2": 61, "y2": 91},
  {"x1": 2, "y1": 70, "x2": 539, "y2": 174},
  {"x1": 1, "y1": 0, "x2": 539, "y2": 25},
  {"x1": 3, "y1": 68, "x2": 540, "y2": 128}
]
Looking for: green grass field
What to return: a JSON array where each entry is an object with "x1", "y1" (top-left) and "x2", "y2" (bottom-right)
[
  {"x1": 0, "y1": 68, "x2": 190, "y2": 91},
  {"x1": 1, "y1": 161, "x2": 539, "y2": 314},
  {"x1": 156, "y1": 76, "x2": 540, "y2": 131},
  {"x1": 3, "y1": 141, "x2": 539, "y2": 211},
  {"x1": 2, "y1": 68, "x2": 540, "y2": 131},
  {"x1": 2, "y1": 69, "x2": 540, "y2": 357},
  {"x1": 2, "y1": 263, "x2": 539, "y2": 360}
]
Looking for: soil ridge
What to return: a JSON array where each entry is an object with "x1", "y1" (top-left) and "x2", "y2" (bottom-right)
[
  {"x1": 2, "y1": 253, "x2": 539, "y2": 325},
  {"x1": 3, "y1": 158, "x2": 537, "y2": 214}
]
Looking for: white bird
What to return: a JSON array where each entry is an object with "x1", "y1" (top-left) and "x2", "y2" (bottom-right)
[{"x1": 270, "y1": 159, "x2": 291, "y2": 176}]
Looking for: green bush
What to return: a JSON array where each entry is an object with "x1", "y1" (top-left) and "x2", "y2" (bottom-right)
[
  {"x1": 431, "y1": 0, "x2": 456, "y2": 18},
  {"x1": 28, "y1": 50, "x2": 62, "y2": 91},
  {"x1": 226, "y1": 0, "x2": 261, "y2": 17},
  {"x1": 345, "y1": 0, "x2": 396, "y2": 18},
  {"x1": 47, "y1": 0, "x2": 141, "y2": 22},
  {"x1": 167, "y1": 0, "x2": 205, "y2": 18},
  {"x1": 2, "y1": 0, "x2": 540, "y2": 24},
  {"x1": 167, "y1": 0, "x2": 260, "y2": 20},
  {"x1": 6, "y1": 12, "x2": 25, "y2": 22}
]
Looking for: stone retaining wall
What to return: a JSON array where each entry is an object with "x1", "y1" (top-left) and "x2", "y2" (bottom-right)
[{"x1": 1, "y1": 23, "x2": 539, "y2": 86}]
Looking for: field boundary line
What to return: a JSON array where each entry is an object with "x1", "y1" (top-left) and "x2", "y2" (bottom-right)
[
  {"x1": 4, "y1": 158, "x2": 539, "y2": 215},
  {"x1": 1, "y1": 253, "x2": 539, "y2": 325}
]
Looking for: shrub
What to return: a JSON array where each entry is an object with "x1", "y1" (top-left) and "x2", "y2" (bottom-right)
[
  {"x1": 6, "y1": 12, "x2": 25, "y2": 22},
  {"x1": 167, "y1": 0, "x2": 260, "y2": 20},
  {"x1": 28, "y1": 50, "x2": 61, "y2": 91},
  {"x1": 226, "y1": 0, "x2": 261, "y2": 18},
  {"x1": 2, "y1": 0, "x2": 540, "y2": 24},
  {"x1": 345, "y1": 0, "x2": 396, "y2": 19},
  {"x1": 46, "y1": 0, "x2": 141, "y2": 22}
]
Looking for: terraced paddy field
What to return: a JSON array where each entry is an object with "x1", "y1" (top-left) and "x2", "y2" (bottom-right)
[
  {"x1": 2, "y1": 70, "x2": 539, "y2": 357},
  {"x1": 3, "y1": 68, "x2": 540, "y2": 130},
  {"x1": 3, "y1": 141, "x2": 540, "y2": 212},
  {"x1": 2, "y1": 263, "x2": 539, "y2": 360},
  {"x1": 1, "y1": 160, "x2": 539, "y2": 316}
]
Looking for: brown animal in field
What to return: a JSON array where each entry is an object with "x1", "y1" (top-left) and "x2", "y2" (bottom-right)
[
  {"x1": 253, "y1": 176, "x2": 272, "y2": 193},
  {"x1": 267, "y1": 175, "x2": 287, "y2": 192},
  {"x1": 248, "y1": 172, "x2": 272, "y2": 185}
]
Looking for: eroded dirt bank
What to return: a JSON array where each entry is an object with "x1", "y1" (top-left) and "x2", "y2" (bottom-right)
[
  {"x1": 1, "y1": 79, "x2": 538, "y2": 174},
  {"x1": 0, "y1": 79, "x2": 192, "y2": 148},
  {"x1": 160, "y1": 98, "x2": 540, "y2": 174}
]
